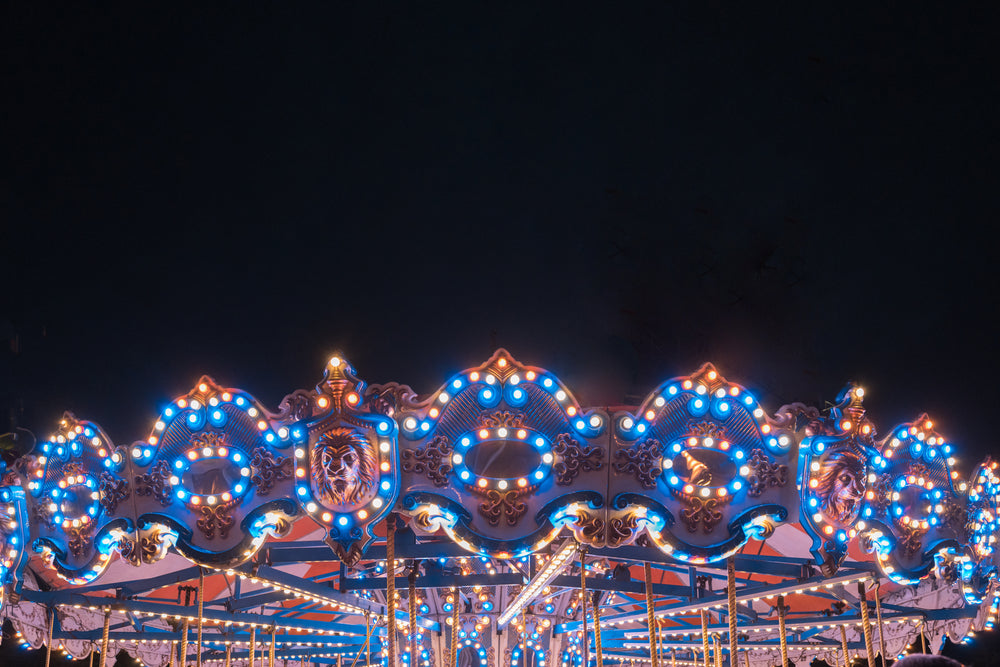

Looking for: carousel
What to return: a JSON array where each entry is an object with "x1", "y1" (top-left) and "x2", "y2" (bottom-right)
[{"x1": 1, "y1": 350, "x2": 997, "y2": 667}]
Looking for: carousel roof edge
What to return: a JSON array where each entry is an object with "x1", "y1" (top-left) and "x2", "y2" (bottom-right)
[{"x1": 0, "y1": 349, "x2": 996, "y2": 610}]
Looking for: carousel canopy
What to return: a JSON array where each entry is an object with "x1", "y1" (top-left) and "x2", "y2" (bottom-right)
[{"x1": 1, "y1": 350, "x2": 997, "y2": 667}]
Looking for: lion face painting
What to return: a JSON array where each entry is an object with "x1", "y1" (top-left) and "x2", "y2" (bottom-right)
[
  {"x1": 815, "y1": 448, "x2": 866, "y2": 525},
  {"x1": 311, "y1": 428, "x2": 378, "y2": 507}
]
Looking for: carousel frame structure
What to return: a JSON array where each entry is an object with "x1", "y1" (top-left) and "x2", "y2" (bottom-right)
[{"x1": 1, "y1": 350, "x2": 998, "y2": 667}]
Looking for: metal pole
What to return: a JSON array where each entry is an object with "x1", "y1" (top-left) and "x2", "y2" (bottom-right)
[
  {"x1": 180, "y1": 619, "x2": 190, "y2": 667},
  {"x1": 726, "y1": 558, "x2": 738, "y2": 667},
  {"x1": 450, "y1": 590, "x2": 460, "y2": 667},
  {"x1": 839, "y1": 624, "x2": 850, "y2": 667},
  {"x1": 581, "y1": 552, "x2": 589, "y2": 667},
  {"x1": 198, "y1": 569, "x2": 205, "y2": 667},
  {"x1": 593, "y1": 588, "x2": 603, "y2": 667},
  {"x1": 249, "y1": 626, "x2": 256, "y2": 667},
  {"x1": 776, "y1": 595, "x2": 787, "y2": 667},
  {"x1": 269, "y1": 625, "x2": 276, "y2": 667},
  {"x1": 101, "y1": 608, "x2": 111, "y2": 667},
  {"x1": 408, "y1": 565, "x2": 418, "y2": 666},
  {"x1": 386, "y1": 516, "x2": 396, "y2": 667},
  {"x1": 700, "y1": 609, "x2": 710, "y2": 667},
  {"x1": 857, "y1": 583, "x2": 876, "y2": 667},
  {"x1": 874, "y1": 581, "x2": 887, "y2": 663},
  {"x1": 644, "y1": 562, "x2": 658, "y2": 667},
  {"x1": 45, "y1": 607, "x2": 54, "y2": 667}
]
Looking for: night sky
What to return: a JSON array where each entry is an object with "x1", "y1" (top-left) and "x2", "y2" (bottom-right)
[{"x1": 3, "y1": 4, "x2": 999, "y2": 474}]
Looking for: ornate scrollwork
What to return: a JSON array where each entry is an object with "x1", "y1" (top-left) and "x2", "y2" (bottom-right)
[
  {"x1": 482, "y1": 411, "x2": 526, "y2": 429},
  {"x1": 574, "y1": 510, "x2": 606, "y2": 546},
  {"x1": 479, "y1": 490, "x2": 527, "y2": 527},
  {"x1": 680, "y1": 496, "x2": 724, "y2": 533},
  {"x1": 552, "y1": 433, "x2": 604, "y2": 486},
  {"x1": 607, "y1": 512, "x2": 640, "y2": 548},
  {"x1": 134, "y1": 461, "x2": 172, "y2": 506},
  {"x1": 250, "y1": 447, "x2": 292, "y2": 496},
  {"x1": 870, "y1": 472, "x2": 894, "y2": 515},
  {"x1": 614, "y1": 438, "x2": 663, "y2": 489},
  {"x1": 746, "y1": 448, "x2": 788, "y2": 497},
  {"x1": 401, "y1": 435, "x2": 453, "y2": 487},
  {"x1": 98, "y1": 472, "x2": 129, "y2": 515},
  {"x1": 195, "y1": 498, "x2": 238, "y2": 539},
  {"x1": 66, "y1": 521, "x2": 97, "y2": 559},
  {"x1": 898, "y1": 523, "x2": 926, "y2": 558}
]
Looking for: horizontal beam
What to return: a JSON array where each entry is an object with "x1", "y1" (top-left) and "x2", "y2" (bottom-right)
[
  {"x1": 21, "y1": 590, "x2": 363, "y2": 636},
  {"x1": 549, "y1": 575, "x2": 690, "y2": 598},
  {"x1": 557, "y1": 570, "x2": 873, "y2": 633},
  {"x1": 340, "y1": 572, "x2": 524, "y2": 591}
]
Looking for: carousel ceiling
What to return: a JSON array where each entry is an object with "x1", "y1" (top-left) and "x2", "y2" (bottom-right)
[{"x1": 1, "y1": 350, "x2": 996, "y2": 667}]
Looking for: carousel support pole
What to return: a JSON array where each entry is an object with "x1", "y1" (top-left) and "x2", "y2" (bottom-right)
[
  {"x1": 450, "y1": 590, "x2": 459, "y2": 667},
  {"x1": 180, "y1": 618, "x2": 190, "y2": 667},
  {"x1": 873, "y1": 582, "x2": 887, "y2": 663},
  {"x1": 350, "y1": 612, "x2": 373, "y2": 667},
  {"x1": 776, "y1": 595, "x2": 788, "y2": 667},
  {"x1": 100, "y1": 608, "x2": 111, "y2": 667},
  {"x1": 89, "y1": 645, "x2": 95, "y2": 667},
  {"x1": 726, "y1": 558, "x2": 738, "y2": 667},
  {"x1": 386, "y1": 515, "x2": 396, "y2": 667},
  {"x1": 656, "y1": 619, "x2": 664, "y2": 666},
  {"x1": 581, "y1": 550, "x2": 589, "y2": 667},
  {"x1": 408, "y1": 564, "x2": 418, "y2": 667},
  {"x1": 269, "y1": 624, "x2": 277, "y2": 667},
  {"x1": 670, "y1": 648, "x2": 677, "y2": 667},
  {"x1": 225, "y1": 643, "x2": 232, "y2": 667},
  {"x1": 644, "y1": 562, "x2": 658, "y2": 667},
  {"x1": 593, "y1": 588, "x2": 603, "y2": 667},
  {"x1": 919, "y1": 621, "x2": 927, "y2": 654},
  {"x1": 856, "y1": 583, "x2": 876, "y2": 667},
  {"x1": 197, "y1": 568, "x2": 205, "y2": 667},
  {"x1": 713, "y1": 635, "x2": 722, "y2": 667},
  {"x1": 169, "y1": 641, "x2": 176, "y2": 667},
  {"x1": 838, "y1": 624, "x2": 849, "y2": 667},
  {"x1": 44, "y1": 606, "x2": 55, "y2": 667},
  {"x1": 699, "y1": 609, "x2": 710, "y2": 667},
  {"x1": 249, "y1": 626, "x2": 256, "y2": 667}
]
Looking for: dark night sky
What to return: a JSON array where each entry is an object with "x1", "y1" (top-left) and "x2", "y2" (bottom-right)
[{"x1": 3, "y1": 4, "x2": 999, "y2": 473}]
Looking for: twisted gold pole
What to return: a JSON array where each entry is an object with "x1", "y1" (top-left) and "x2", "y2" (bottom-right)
[
  {"x1": 593, "y1": 588, "x2": 603, "y2": 667},
  {"x1": 713, "y1": 634, "x2": 722, "y2": 667},
  {"x1": 45, "y1": 607, "x2": 54, "y2": 667},
  {"x1": 581, "y1": 552, "x2": 589, "y2": 667},
  {"x1": 101, "y1": 608, "x2": 111, "y2": 667},
  {"x1": 644, "y1": 562, "x2": 658, "y2": 667},
  {"x1": 839, "y1": 624, "x2": 849, "y2": 667},
  {"x1": 169, "y1": 641, "x2": 176, "y2": 667},
  {"x1": 249, "y1": 626, "x2": 256, "y2": 667},
  {"x1": 450, "y1": 592, "x2": 459, "y2": 667},
  {"x1": 776, "y1": 595, "x2": 787, "y2": 667},
  {"x1": 727, "y1": 558, "x2": 738, "y2": 667},
  {"x1": 386, "y1": 516, "x2": 396, "y2": 667},
  {"x1": 269, "y1": 624, "x2": 276, "y2": 667},
  {"x1": 857, "y1": 583, "x2": 875, "y2": 667},
  {"x1": 225, "y1": 642, "x2": 232, "y2": 667},
  {"x1": 408, "y1": 567, "x2": 417, "y2": 666},
  {"x1": 350, "y1": 613, "x2": 372, "y2": 667},
  {"x1": 197, "y1": 569, "x2": 205, "y2": 667},
  {"x1": 180, "y1": 619, "x2": 190, "y2": 667},
  {"x1": 874, "y1": 582, "x2": 887, "y2": 662},
  {"x1": 700, "y1": 609, "x2": 710, "y2": 667},
  {"x1": 919, "y1": 621, "x2": 927, "y2": 654}
]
